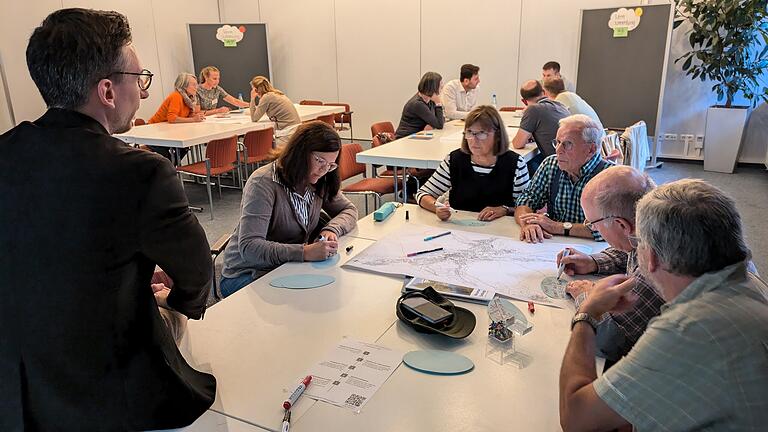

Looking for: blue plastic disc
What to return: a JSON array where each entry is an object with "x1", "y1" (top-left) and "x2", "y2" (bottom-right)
[
  {"x1": 311, "y1": 253, "x2": 340, "y2": 269},
  {"x1": 269, "y1": 274, "x2": 335, "y2": 289},
  {"x1": 403, "y1": 350, "x2": 474, "y2": 375}
]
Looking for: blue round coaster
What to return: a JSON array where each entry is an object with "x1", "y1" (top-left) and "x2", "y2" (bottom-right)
[
  {"x1": 450, "y1": 219, "x2": 488, "y2": 227},
  {"x1": 311, "y1": 253, "x2": 340, "y2": 269},
  {"x1": 403, "y1": 350, "x2": 474, "y2": 375},
  {"x1": 269, "y1": 274, "x2": 335, "y2": 289}
]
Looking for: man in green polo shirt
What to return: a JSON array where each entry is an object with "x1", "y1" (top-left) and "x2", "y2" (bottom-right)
[{"x1": 558, "y1": 179, "x2": 768, "y2": 431}]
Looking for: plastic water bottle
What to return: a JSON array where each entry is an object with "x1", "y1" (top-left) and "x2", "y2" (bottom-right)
[{"x1": 491, "y1": 93, "x2": 498, "y2": 109}]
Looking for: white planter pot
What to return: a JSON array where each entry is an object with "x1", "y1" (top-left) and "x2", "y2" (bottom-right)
[{"x1": 703, "y1": 106, "x2": 749, "y2": 173}]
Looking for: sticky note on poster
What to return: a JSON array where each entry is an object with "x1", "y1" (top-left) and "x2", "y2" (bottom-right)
[
  {"x1": 216, "y1": 24, "x2": 244, "y2": 47},
  {"x1": 608, "y1": 7, "x2": 641, "y2": 37}
]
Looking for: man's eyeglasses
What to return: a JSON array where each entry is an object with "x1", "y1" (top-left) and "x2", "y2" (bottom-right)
[
  {"x1": 627, "y1": 235, "x2": 642, "y2": 248},
  {"x1": 464, "y1": 130, "x2": 492, "y2": 140},
  {"x1": 551, "y1": 139, "x2": 575, "y2": 151},
  {"x1": 109, "y1": 69, "x2": 153, "y2": 91},
  {"x1": 313, "y1": 153, "x2": 338, "y2": 172},
  {"x1": 584, "y1": 215, "x2": 621, "y2": 230}
]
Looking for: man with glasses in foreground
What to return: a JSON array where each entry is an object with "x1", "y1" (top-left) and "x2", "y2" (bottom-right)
[
  {"x1": 0, "y1": 8, "x2": 215, "y2": 430},
  {"x1": 559, "y1": 179, "x2": 768, "y2": 431},
  {"x1": 514, "y1": 114, "x2": 610, "y2": 243},
  {"x1": 556, "y1": 166, "x2": 664, "y2": 363}
]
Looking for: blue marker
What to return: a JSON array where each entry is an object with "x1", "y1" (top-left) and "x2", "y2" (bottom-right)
[{"x1": 424, "y1": 231, "x2": 451, "y2": 241}]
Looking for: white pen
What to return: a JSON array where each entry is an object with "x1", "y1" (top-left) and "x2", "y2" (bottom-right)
[
  {"x1": 434, "y1": 201, "x2": 457, "y2": 212},
  {"x1": 557, "y1": 248, "x2": 571, "y2": 280}
]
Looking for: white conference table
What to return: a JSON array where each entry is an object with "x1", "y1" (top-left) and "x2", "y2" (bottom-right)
[
  {"x1": 115, "y1": 104, "x2": 344, "y2": 149},
  {"x1": 180, "y1": 204, "x2": 605, "y2": 432},
  {"x1": 356, "y1": 111, "x2": 535, "y2": 169},
  {"x1": 356, "y1": 112, "x2": 536, "y2": 199}
]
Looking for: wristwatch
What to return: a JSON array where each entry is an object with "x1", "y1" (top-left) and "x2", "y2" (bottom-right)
[
  {"x1": 571, "y1": 312, "x2": 600, "y2": 332},
  {"x1": 563, "y1": 222, "x2": 573, "y2": 236},
  {"x1": 502, "y1": 205, "x2": 512, "y2": 215}
]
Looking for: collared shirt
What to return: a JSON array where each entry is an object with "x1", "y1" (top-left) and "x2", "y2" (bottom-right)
[
  {"x1": 272, "y1": 166, "x2": 314, "y2": 228},
  {"x1": 593, "y1": 261, "x2": 768, "y2": 431},
  {"x1": 441, "y1": 79, "x2": 479, "y2": 120},
  {"x1": 574, "y1": 248, "x2": 665, "y2": 358},
  {"x1": 515, "y1": 153, "x2": 608, "y2": 240}
]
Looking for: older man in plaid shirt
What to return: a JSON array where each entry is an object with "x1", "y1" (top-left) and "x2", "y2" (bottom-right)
[
  {"x1": 557, "y1": 166, "x2": 664, "y2": 362},
  {"x1": 514, "y1": 114, "x2": 610, "y2": 243}
]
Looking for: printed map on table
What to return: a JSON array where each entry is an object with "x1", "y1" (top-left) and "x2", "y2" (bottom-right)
[{"x1": 344, "y1": 224, "x2": 591, "y2": 307}]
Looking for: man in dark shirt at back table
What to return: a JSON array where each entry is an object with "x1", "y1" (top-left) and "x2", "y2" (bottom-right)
[
  {"x1": 0, "y1": 8, "x2": 215, "y2": 431},
  {"x1": 512, "y1": 79, "x2": 570, "y2": 173}
]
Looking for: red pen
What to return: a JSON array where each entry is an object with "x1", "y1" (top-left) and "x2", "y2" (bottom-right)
[
  {"x1": 283, "y1": 375, "x2": 312, "y2": 410},
  {"x1": 527, "y1": 301, "x2": 535, "y2": 314}
]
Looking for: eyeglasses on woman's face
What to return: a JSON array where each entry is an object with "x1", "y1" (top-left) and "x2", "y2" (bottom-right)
[
  {"x1": 312, "y1": 153, "x2": 338, "y2": 172},
  {"x1": 464, "y1": 129, "x2": 493, "y2": 141}
]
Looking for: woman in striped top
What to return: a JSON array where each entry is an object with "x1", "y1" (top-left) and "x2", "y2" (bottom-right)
[{"x1": 415, "y1": 105, "x2": 530, "y2": 221}]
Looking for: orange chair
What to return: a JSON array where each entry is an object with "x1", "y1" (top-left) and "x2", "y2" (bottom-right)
[
  {"x1": 133, "y1": 118, "x2": 146, "y2": 126},
  {"x1": 325, "y1": 102, "x2": 353, "y2": 141},
  {"x1": 317, "y1": 114, "x2": 335, "y2": 127},
  {"x1": 370, "y1": 121, "x2": 420, "y2": 193},
  {"x1": 338, "y1": 143, "x2": 401, "y2": 214},
  {"x1": 177, "y1": 135, "x2": 239, "y2": 220},
  {"x1": 241, "y1": 127, "x2": 274, "y2": 176},
  {"x1": 499, "y1": 106, "x2": 525, "y2": 112},
  {"x1": 299, "y1": 99, "x2": 323, "y2": 105}
]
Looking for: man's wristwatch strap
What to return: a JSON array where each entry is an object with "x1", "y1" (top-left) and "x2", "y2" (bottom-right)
[{"x1": 571, "y1": 312, "x2": 599, "y2": 332}]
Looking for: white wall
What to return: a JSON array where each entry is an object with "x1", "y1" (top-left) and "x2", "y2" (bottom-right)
[{"x1": 1, "y1": 0, "x2": 765, "y2": 164}]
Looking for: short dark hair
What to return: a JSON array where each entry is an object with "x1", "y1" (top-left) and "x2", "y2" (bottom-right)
[
  {"x1": 460, "y1": 64, "x2": 480, "y2": 81},
  {"x1": 461, "y1": 105, "x2": 509, "y2": 156},
  {"x1": 276, "y1": 121, "x2": 342, "y2": 200},
  {"x1": 418, "y1": 72, "x2": 442, "y2": 96},
  {"x1": 542, "y1": 61, "x2": 561, "y2": 72},
  {"x1": 26, "y1": 8, "x2": 132, "y2": 110},
  {"x1": 520, "y1": 80, "x2": 544, "y2": 100},
  {"x1": 542, "y1": 77, "x2": 566, "y2": 96}
]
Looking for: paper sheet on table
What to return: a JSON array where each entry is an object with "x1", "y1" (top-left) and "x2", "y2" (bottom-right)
[
  {"x1": 344, "y1": 224, "x2": 592, "y2": 307},
  {"x1": 302, "y1": 339, "x2": 403, "y2": 412}
]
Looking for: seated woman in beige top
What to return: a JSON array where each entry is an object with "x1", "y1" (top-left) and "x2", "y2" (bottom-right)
[
  {"x1": 249, "y1": 76, "x2": 301, "y2": 146},
  {"x1": 219, "y1": 121, "x2": 358, "y2": 297}
]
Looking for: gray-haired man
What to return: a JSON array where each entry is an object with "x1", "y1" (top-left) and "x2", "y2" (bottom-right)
[
  {"x1": 558, "y1": 166, "x2": 664, "y2": 362},
  {"x1": 559, "y1": 179, "x2": 768, "y2": 431}
]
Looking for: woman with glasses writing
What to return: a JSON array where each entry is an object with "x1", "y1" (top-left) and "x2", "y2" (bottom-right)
[
  {"x1": 219, "y1": 121, "x2": 358, "y2": 297},
  {"x1": 416, "y1": 106, "x2": 530, "y2": 222}
]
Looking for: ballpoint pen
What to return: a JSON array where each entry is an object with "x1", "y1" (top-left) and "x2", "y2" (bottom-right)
[{"x1": 557, "y1": 248, "x2": 571, "y2": 280}]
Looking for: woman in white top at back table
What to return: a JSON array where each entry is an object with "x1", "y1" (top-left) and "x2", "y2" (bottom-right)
[
  {"x1": 249, "y1": 75, "x2": 302, "y2": 146},
  {"x1": 197, "y1": 66, "x2": 249, "y2": 116}
]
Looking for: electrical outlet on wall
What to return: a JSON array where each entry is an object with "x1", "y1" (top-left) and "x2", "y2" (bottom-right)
[
  {"x1": 680, "y1": 134, "x2": 694, "y2": 141},
  {"x1": 694, "y1": 135, "x2": 704, "y2": 149},
  {"x1": 664, "y1": 133, "x2": 678, "y2": 141}
]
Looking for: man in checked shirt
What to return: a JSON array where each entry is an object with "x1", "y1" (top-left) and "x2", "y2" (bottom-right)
[{"x1": 556, "y1": 165, "x2": 664, "y2": 362}]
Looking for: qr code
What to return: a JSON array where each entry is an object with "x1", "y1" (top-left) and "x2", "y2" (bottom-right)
[{"x1": 345, "y1": 393, "x2": 367, "y2": 407}]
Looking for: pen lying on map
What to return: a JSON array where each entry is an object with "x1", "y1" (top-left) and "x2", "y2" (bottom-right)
[{"x1": 406, "y1": 247, "x2": 444, "y2": 258}]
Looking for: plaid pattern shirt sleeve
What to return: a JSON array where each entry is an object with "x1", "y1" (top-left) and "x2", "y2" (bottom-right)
[
  {"x1": 515, "y1": 155, "x2": 555, "y2": 211},
  {"x1": 610, "y1": 250, "x2": 665, "y2": 348},
  {"x1": 591, "y1": 247, "x2": 628, "y2": 275}
]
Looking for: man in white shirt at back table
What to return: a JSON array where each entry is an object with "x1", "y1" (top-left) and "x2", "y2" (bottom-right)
[
  {"x1": 441, "y1": 63, "x2": 480, "y2": 120},
  {"x1": 543, "y1": 77, "x2": 602, "y2": 127},
  {"x1": 542, "y1": 60, "x2": 576, "y2": 92}
]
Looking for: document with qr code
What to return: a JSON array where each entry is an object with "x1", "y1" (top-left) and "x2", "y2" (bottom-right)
[{"x1": 301, "y1": 338, "x2": 403, "y2": 412}]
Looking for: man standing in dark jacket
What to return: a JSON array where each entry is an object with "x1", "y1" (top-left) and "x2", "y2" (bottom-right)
[{"x1": 0, "y1": 8, "x2": 215, "y2": 431}]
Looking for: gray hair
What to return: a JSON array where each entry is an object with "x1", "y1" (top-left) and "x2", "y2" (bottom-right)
[
  {"x1": 174, "y1": 73, "x2": 197, "y2": 109},
  {"x1": 592, "y1": 166, "x2": 656, "y2": 224},
  {"x1": 559, "y1": 114, "x2": 604, "y2": 145},
  {"x1": 636, "y1": 179, "x2": 750, "y2": 277}
]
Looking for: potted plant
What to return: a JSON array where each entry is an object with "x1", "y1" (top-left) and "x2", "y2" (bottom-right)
[{"x1": 673, "y1": 0, "x2": 768, "y2": 173}]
